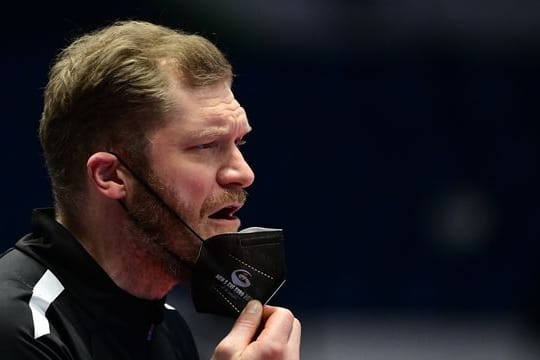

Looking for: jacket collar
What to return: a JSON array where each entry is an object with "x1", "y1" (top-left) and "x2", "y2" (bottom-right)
[{"x1": 16, "y1": 208, "x2": 166, "y2": 329}]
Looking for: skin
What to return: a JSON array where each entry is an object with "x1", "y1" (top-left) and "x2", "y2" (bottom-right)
[
  {"x1": 73, "y1": 78, "x2": 301, "y2": 359},
  {"x1": 213, "y1": 300, "x2": 302, "y2": 360},
  {"x1": 147, "y1": 79, "x2": 254, "y2": 240}
]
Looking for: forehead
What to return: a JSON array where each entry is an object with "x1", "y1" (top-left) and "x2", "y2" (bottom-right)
[{"x1": 164, "y1": 81, "x2": 251, "y2": 135}]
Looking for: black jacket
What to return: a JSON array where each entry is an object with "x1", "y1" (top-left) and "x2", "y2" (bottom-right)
[{"x1": 0, "y1": 208, "x2": 199, "y2": 359}]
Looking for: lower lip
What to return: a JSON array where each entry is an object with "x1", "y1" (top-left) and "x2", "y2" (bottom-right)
[{"x1": 208, "y1": 217, "x2": 241, "y2": 228}]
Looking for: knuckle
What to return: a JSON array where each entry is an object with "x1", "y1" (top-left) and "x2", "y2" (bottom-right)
[
  {"x1": 213, "y1": 340, "x2": 236, "y2": 359},
  {"x1": 261, "y1": 341, "x2": 285, "y2": 360},
  {"x1": 276, "y1": 307, "x2": 295, "y2": 322},
  {"x1": 235, "y1": 315, "x2": 259, "y2": 329}
]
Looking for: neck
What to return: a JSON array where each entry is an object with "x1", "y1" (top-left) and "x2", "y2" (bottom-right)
[{"x1": 59, "y1": 204, "x2": 182, "y2": 300}]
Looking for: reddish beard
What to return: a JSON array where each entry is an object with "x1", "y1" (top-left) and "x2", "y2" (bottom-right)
[{"x1": 124, "y1": 171, "x2": 247, "y2": 278}]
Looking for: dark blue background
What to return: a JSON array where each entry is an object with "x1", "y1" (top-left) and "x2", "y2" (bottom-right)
[{"x1": 2, "y1": 1, "x2": 540, "y2": 322}]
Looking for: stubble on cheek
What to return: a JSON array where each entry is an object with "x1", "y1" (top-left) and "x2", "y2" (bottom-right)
[{"x1": 125, "y1": 178, "x2": 201, "y2": 273}]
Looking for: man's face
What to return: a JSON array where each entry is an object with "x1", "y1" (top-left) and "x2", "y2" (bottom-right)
[{"x1": 124, "y1": 80, "x2": 254, "y2": 267}]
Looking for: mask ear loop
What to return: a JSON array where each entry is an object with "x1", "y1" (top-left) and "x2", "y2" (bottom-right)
[{"x1": 108, "y1": 151, "x2": 205, "y2": 265}]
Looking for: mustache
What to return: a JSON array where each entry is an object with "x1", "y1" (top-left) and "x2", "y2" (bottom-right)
[{"x1": 221, "y1": 189, "x2": 248, "y2": 204}]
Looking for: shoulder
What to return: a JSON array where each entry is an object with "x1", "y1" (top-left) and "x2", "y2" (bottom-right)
[
  {"x1": 0, "y1": 277, "x2": 34, "y2": 348},
  {"x1": 0, "y1": 247, "x2": 42, "y2": 309},
  {"x1": 0, "y1": 246, "x2": 49, "y2": 303},
  {"x1": 0, "y1": 248, "x2": 69, "y2": 359}
]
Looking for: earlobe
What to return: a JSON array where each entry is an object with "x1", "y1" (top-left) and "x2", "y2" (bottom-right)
[{"x1": 87, "y1": 152, "x2": 127, "y2": 200}]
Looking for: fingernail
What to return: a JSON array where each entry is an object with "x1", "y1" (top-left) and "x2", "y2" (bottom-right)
[{"x1": 245, "y1": 300, "x2": 261, "y2": 314}]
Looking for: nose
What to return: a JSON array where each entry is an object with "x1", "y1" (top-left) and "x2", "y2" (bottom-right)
[{"x1": 217, "y1": 146, "x2": 255, "y2": 189}]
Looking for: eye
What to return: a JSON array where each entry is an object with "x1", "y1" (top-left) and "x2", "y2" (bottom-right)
[
  {"x1": 195, "y1": 142, "x2": 217, "y2": 150},
  {"x1": 235, "y1": 138, "x2": 247, "y2": 147}
]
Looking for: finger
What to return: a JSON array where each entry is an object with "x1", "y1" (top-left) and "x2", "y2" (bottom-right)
[
  {"x1": 212, "y1": 300, "x2": 263, "y2": 359},
  {"x1": 286, "y1": 318, "x2": 302, "y2": 360},
  {"x1": 256, "y1": 305, "x2": 295, "y2": 344}
]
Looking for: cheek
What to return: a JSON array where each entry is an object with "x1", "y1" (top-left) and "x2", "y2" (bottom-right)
[{"x1": 172, "y1": 171, "x2": 215, "y2": 207}]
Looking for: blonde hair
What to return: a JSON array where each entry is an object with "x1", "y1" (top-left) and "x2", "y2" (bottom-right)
[{"x1": 39, "y1": 20, "x2": 232, "y2": 218}]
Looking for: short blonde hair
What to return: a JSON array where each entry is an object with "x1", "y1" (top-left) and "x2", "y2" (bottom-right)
[{"x1": 39, "y1": 20, "x2": 232, "y2": 218}]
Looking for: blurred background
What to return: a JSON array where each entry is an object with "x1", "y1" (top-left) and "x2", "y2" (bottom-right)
[{"x1": 2, "y1": 0, "x2": 540, "y2": 358}]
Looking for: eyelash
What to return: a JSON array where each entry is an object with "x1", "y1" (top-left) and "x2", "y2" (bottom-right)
[
  {"x1": 235, "y1": 139, "x2": 247, "y2": 147},
  {"x1": 195, "y1": 138, "x2": 246, "y2": 150},
  {"x1": 196, "y1": 142, "x2": 216, "y2": 150}
]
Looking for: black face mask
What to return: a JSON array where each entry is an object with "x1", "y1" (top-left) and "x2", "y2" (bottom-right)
[
  {"x1": 192, "y1": 227, "x2": 286, "y2": 317},
  {"x1": 110, "y1": 153, "x2": 287, "y2": 318}
]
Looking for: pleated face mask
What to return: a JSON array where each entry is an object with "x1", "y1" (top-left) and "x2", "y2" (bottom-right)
[{"x1": 191, "y1": 227, "x2": 286, "y2": 317}]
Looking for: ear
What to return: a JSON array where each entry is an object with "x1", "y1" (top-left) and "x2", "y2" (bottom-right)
[{"x1": 87, "y1": 152, "x2": 128, "y2": 200}]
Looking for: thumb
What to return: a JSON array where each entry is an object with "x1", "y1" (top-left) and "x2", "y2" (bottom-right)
[
  {"x1": 213, "y1": 300, "x2": 263, "y2": 358},
  {"x1": 228, "y1": 300, "x2": 263, "y2": 345}
]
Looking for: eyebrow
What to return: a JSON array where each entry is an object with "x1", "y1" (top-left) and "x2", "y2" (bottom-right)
[{"x1": 184, "y1": 124, "x2": 253, "y2": 140}]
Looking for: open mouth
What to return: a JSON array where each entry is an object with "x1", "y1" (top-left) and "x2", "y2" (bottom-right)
[{"x1": 208, "y1": 206, "x2": 240, "y2": 220}]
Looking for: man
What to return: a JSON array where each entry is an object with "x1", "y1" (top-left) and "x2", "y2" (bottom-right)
[{"x1": 0, "y1": 20, "x2": 301, "y2": 359}]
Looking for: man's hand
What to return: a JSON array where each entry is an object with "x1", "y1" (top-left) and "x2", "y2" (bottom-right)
[{"x1": 211, "y1": 300, "x2": 301, "y2": 360}]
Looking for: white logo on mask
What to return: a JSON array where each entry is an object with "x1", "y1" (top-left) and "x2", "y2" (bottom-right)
[{"x1": 231, "y1": 269, "x2": 252, "y2": 288}]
